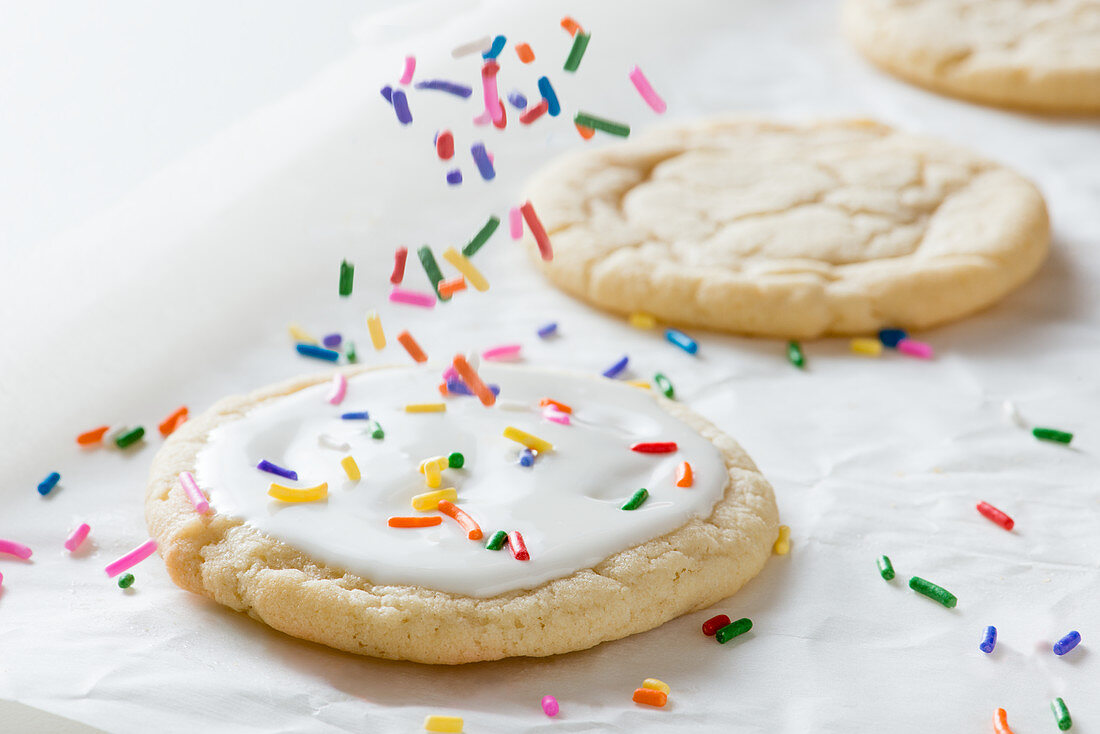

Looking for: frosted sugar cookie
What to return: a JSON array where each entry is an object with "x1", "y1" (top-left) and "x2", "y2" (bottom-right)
[
  {"x1": 524, "y1": 117, "x2": 1050, "y2": 338},
  {"x1": 843, "y1": 0, "x2": 1100, "y2": 113},
  {"x1": 145, "y1": 364, "x2": 778, "y2": 664}
]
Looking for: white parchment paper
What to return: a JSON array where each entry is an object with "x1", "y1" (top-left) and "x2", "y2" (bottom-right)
[{"x1": 2, "y1": 1, "x2": 1098, "y2": 731}]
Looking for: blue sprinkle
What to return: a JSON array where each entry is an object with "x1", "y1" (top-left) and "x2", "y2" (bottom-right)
[
  {"x1": 602, "y1": 355, "x2": 629, "y2": 379},
  {"x1": 413, "y1": 79, "x2": 473, "y2": 98},
  {"x1": 380, "y1": 85, "x2": 393, "y2": 103},
  {"x1": 519, "y1": 448, "x2": 536, "y2": 467},
  {"x1": 979, "y1": 626, "x2": 997, "y2": 654},
  {"x1": 537, "y1": 76, "x2": 560, "y2": 116},
  {"x1": 537, "y1": 322, "x2": 558, "y2": 338},
  {"x1": 322, "y1": 333, "x2": 342, "y2": 348},
  {"x1": 471, "y1": 142, "x2": 495, "y2": 180},
  {"x1": 391, "y1": 89, "x2": 412, "y2": 124},
  {"x1": 482, "y1": 34, "x2": 507, "y2": 59},
  {"x1": 665, "y1": 328, "x2": 698, "y2": 355},
  {"x1": 257, "y1": 460, "x2": 297, "y2": 481},
  {"x1": 446, "y1": 168, "x2": 463, "y2": 185},
  {"x1": 341, "y1": 411, "x2": 370, "y2": 420},
  {"x1": 296, "y1": 343, "x2": 340, "y2": 362},
  {"x1": 507, "y1": 91, "x2": 528, "y2": 109},
  {"x1": 38, "y1": 472, "x2": 60, "y2": 496},
  {"x1": 1054, "y1": 630, "x2": 1081, "y2": 656},
  {"x1": 879, "y1": 328, "x2": 908, "y2": 348}
]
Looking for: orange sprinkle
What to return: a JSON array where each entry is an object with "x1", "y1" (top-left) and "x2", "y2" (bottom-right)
[
  {"x1": 993, "y1": 708, "x2": 1015, "y2": 734},
  {"x1": 397, "y1": 330, "x2": 428, "y2": 363},
  {"x1": 560, "y1": 16, "x2": 583, "y2": 36},
  {"x1": 515, "y1": 43, "x2": 535, "y2": 63},
  {"x1": 452, "y1": 354, "x2": 496, "y2": 407},
  {"x1": 437, "y1": 500, "x2": 483, "y2": 540},
  {"x1": 538, "y1": 398, "x2": 573, "y2": 414},
  {"x1": 388, "y1": 516, "x2": 442, "y2": 528},
  {"x1": 438, "y1": 382, "x2": 449, "y2": 397},
  {"x1": 438, "y1": 276, "x2": 467, "y2": 298},
  {"x1": 158, "y1": 406, "x2": 189, "y2": 437},
  {"x1": 632, "y1": 688, "x2": 667, "y2": 707},
  {"x1": 76, "y1": 425, "x2": 109, "y2": 446},
  {"x1": 676, "y1": 461, "x2": 694, "y2": 488},
  {"x1": 575, "y1": 123, "x2": 595, "y2": 140}
]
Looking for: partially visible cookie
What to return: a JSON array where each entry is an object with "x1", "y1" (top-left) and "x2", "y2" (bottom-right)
[
  {"x1": 843, "y1": 0, "x2": 1100, "y2": 113},
  {"x1": 525, "y1": 117, "x2": 1050, "y2": 338}
]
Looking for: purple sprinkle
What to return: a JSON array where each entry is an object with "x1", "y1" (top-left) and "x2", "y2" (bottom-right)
[
  {"x1": 537, "y1": 322, "x2": 558, "y2": 338},
  {"x1": 413, "y1": 79, "x2": 473, "y2": 98},
  {"x1": 602, "y1": 355, "x2": 629, "y2": 379},
  {"x1": 519, "y1": 448, "x2": 535, "y2": 467},
  {"x1": 380, "y1": 85, "x2": 393, "y2": 103},
  {"x1": 446, "y1": 168, "x2": 463, "y2": 185},
  {"x1": 447, "y1": 377, "x2": 500, "y2": 397},
  {"x1": 507, "y1": 91, "x2": 528, "y2": 109},
  {"x1": 392, "y1": 89, "x2": 412, "y2": 124},
  {"x1": 322, "y1": 333, "x2": 342, "y2": 348},
  {"x1": 257, "y1": 460, "x2": 297, "y2": 481},
  {"x1": 471, "y1": 142, "x2": 495, "y2": 180}
]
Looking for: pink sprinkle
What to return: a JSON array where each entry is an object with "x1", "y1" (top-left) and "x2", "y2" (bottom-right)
[
  {"x1": 178, "y1": 471, "x2": 210, "y2": 514},
  {"x1": 509, "y1": 207, "x2": 523, "y2": 239},
  {"x1": 482, "y1": 344, "x2": 522, "y2": 361},
  {"x1": 398, "y1": 55, "x2": 416, "y2": 85},
  {"x1": 389, "y1": 287, "x2": 437, "y2": 309},
  {"x1": 0, "y1": 538, "x2": 32, "y2": 560},
  {"x1": 327, "y1": 373, "x2": 348, "y2": 405},
  {"x1": 442, "y1": 365, "x2": 459, "y2": 382},
  {"x1": 473, "y1": 109, "x2": 492, "y2": 126},
  {"x1": 64, "y1": 523, "x2": 91, "y2": 552},
  {"x1": 542, "y1": 695, "x2": 559, "y2": 717},
  {"x1": 105, "y1": 539, "x2": 158, "y2": 578},
  {"x1": 897, "y1": 338, "x2": 934, "y2": 360},
  {"x1": 543, "y1": 407, "x2": 571, "y2": 425},
  {"x1": 628, "y1": 65, "x2": 667, "y2": 113},
  {"x1": 481, "y1": 60, "x2": 503, "y2": 124}
]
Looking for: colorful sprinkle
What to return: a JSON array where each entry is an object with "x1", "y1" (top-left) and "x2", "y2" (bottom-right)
[
  {"x1": 435, "y1": 130, "x2": 455, "y2": 160},
  {"x1": 485, "y1": 530, "x2": 507, "y2": 551},
  {"x1": 519, "y1": 98, "x2": 550, "y2": 124},
  {"x1": 702, "y1": 614, "x2": 731, "y2": 636},
  {"x1": 1033, "y1": 426, "x2": 1073, "y2": 444},
  {"x1": 417, "y1": 245, "x2": 448, "y2": 300},
  {"x1": 406, "y1": 403, "x2": 446, "y2": 413},
  {"x1": 632, "y1": 688, "x2": 667, "y2": 707},
  {"x1": 1003, "y1": 400, "x2": 1026, "y2": 428},
  {"x1": 340, "y1": 456, "x2": 360, "y2": 481},
  {"x1": 774, "y1": 525, "x2": 791, "y2": 555},
  {"x1": 541, "y1": 695, "x2": 558, "y2": 717},
  {"x1": 296, "y1": 344, "x2": 340, "y2": 362},
  {"x1": 621, "y1": 488, "x2": 649, "y2": 511},
  {"x1": 369, "y1": 420, "x2": 385, "y2": 439},
  {"x1": 453, "y1": 354, "x2": 496, "y2": 407},
  {"x1": 390, "y1": 247, "x2": 408, "y2": 285},
  {"x1": 77, "y1": 425, "x2": 109, "y2": 446},
  {"x1": 115, "y1": 426, "x2": 145, "y2": 449},
  {"x1": 631, "y1": 441, "x2": 678, "y2": 454},
  {"x1": 482, "y1": 344, "x2": 521, "y2": 361},
  {"x1": 479, "y1": 60, "x2": 503, "y2": 123},
  {"x1": 573, "y1": 112, "x2": 630, "y2": 137},
  {"x1": 412, "y1": 488, "x2": 456, "y2": 511},
  {"x1": 327, "y1": 373, "x2": 348, "y2": 405},
  {"x1": 509, "y1": 207, "x2": 524, "y2": 239},
  {"x1": 438, "y1": 500, "x2": 483, "y2": 540},
  {"x1": 519, "y1": 448, "x2": 536, "y2": 466},
  {"x1": 268, "y1": 482, "x2": 328, "y2": 503},
  {"x1": 716, "y1": 617, "x2": 753, "y2": 643},
  {"x1": 980, "y1": 625, "x2": 997, "y2": 653},
  {"x1": 439, "y1": 276, "x2": 466, "y2": 298},
  {"x1": 448, "y1": 452, "x2": 464, "y2": 468},
  {"x1": 446, "y1": 377, "x2": 501, "y2": 397},
  {"x1": 257, "y1": 460, "x2": 297, "y2": 481},
  {"x1": 482, "y1": 34, "x2": 506, "y2": 59},
  {"x1": 104, "y1": 539, "x2": 157, "y2": 577},
  {"x1": 575, "y1": 122, "x2": 596, "y2": 140},
  {"x1": 993, "y1": 708, "x2": 1015, "y2": 734},
  {"x1": 338, "y1": 259, "x2": 354, "y2": 296},
  {"x1": 877, "y1": 555, "x2": 895, "y2": 581},
  {"x1": 345, "y1": 341, "x2": 357, "y2": 363},
  {"x1": 537, "y1": 322, "x2": 558, "y2": 338},
  {"x1": 398, "y1": 55, "x2": 416, "y2": 85},
  {"x1": 626, "y1": 380, "x2": 651, "y2": 390},
  {"x1": 879, "y1": 328, "x2": 907, "y2": 348},
  {"x1": 642, "y1": 678, "x2": 670, "y2": 695},
  {"x1": 897, "y1": 338, "x2": 934, "y2": 359},
  {"x1": 414, "y1": 80, "x2": 473, "y2": 98},
  {"x1": 1051, "y1": 697, "x2": 1072, "y2": 731},
  {"x1": 665, "y1": 328, "x2": 698, "y2": 354},
  {"x1": 602, "y1": 355, "x2": 629, "y2": 378},
  {"x1": 391, "y1": 89, "x2": 412, "y2": 124},
  {"x1": 158, "y1": 406, "x2": 189, "y2": 436},
  {"x1": 676, "y1": 461, "x2": 693, "y2": 487},
  {"x1": 515, "y1": 44, "x2": 535, "y2": 63},
  {"x1": 627, "y1": 65, "x2": 667, "y2": 113},
  {"x1": 909, "y1": 576, "x2": 957, "y2": 608},
  {"x1": 537, "y1": 76, "x2": 560, "y2": 116},
  {"x1": 507, "y1": 91, "x2": 527, "y2": 109},
  {"x1": 471, "y1": 142, "x2": 495, "y2": 180},
  {"x1": 380, "y1": 85, "x2": 393, "y2": 103},
  {"x1": 0, "y1": 538, "x2": 32, "y2": 560},
  {"x1": 37, "y1": 472, "x2": 60, "y2": 496},
  {"x1": 443, "y1": 248, "x2": 490, "y2": 292},
  {"x1": 318, "y1": 433, "x2": 350, "y2": 451},
  {"x1": 322, "y1": 333, "x2": 342, "y2": 349},
  {"x1": 629, "y1": 312, "x2": 657, "y2": 329},
  {"x1": 424, "y1": 460, "x2": 442, "y2": 488},
  {"x1": 178, "y1": 471, "x2": 210, "y2": 514},
  {"x1": 507, "y1": 531, "x2": 530, "y2": 560},
  {"x1": 419, "y1": 456, "x2": 448, "y2": 474},
  {"x1": 503, "y1": 426, "x2": 553, "y2": 453},
  {"x1": 976, "y1": 501, "x2": 1014, "y2": 531},
  {"x1": 654, "y1": 373, "x2": 675, "y2": 398},
  {"x1": 365, "y1": 311, "x2": 385, "y2": 351},
  {"x1": 423, "y1": 714, "x2": 463, "y2": 733},
  {"x1": 397, "y1": 330, "x2": 429, "y2": 363},
  {"x1": 452, "y1": 36, "x2": 492, "y2": 57},
  {"x1": 462, "y1": 215, "x2": 501, "y2": 258},
  {"x1": 539, "y1": 398, "x2": 572, "y2": 413},
  {"x1": 786, "y1": 341, "x2": 806, "y2": 369},
  {"x1": 1054, "y1": 630, "x2": 1081, "y2": 656},
  {"x1": 560, "y1": 16, "x2": 584, "y2": 36},
  {"x1": 850, "y1": 338, "x2": 882, "y2": 357},
  {"x1": 118, "y1": 572, "x2": 135, "y2": 589},
  {"x1": 288, "y1": 323, "x2": 318, "y2": 344},
  {"x1": 563, "y1": 32, "x2": 591, "y2": 72},
  {"x1": 64, "y1": 523, "x2": 91, "y2": 552},
  {"x1": 446, "y1": 169, "x2": 462, "y2": 186}
]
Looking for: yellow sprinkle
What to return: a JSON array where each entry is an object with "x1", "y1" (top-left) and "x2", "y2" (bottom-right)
[
  {"x1": 268, "y1": 482, "x2": 328, "y2": 503},
  {"x1": 773, "y1": 525, "x2": 791, "y2": 555},
  {"x1": 628, "y1": 312, "x2": 657, "y2": 329},
  {"x1": 288, "y1": 322, "x2": 318, "y2": 345},
  {"x1": 442, "y1": 247, "x2": 489, "y2": 292},
  {"x1": 642, "y1": 678, "x2": 670, "y2": 695},
  {"x1": 340, "y1": 456, "x2": 360, "y2": 481},
  {"x1": 425, "y1": 461, "x2": 442, "y2": 488},
  {"x1": 503, "y1": 426, "x2": 553, "y2": 453},
  {"x1": 424, "y1": 715, "x2": 463, "y2": 733},
  {"x1": 626, "y1": 380, "x2": 652, "y2": 390},
  {"x1": 412, "y1": 487, "x2": 457, "y2": 511},
  {"x1": 367, "y1": 311, "x2": 386, "y2": 350},
  {"x1": 849, "y1": 338, "x2": 882, "y2": 357},
  {"x1": 406, "y1": 403, "x2": 447, "y2": 413},
  {"x1": 418, "y1": 456, "x2": 449, "y2": 474}
]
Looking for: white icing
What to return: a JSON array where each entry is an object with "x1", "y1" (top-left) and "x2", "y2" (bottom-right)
[{"x1": 195, "y1": 365, "x2": 727, "y2": 597}]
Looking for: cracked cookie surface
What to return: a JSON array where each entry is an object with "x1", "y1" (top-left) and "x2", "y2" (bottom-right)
[
  {"x1": 525, "y1": 117, "x2": 1049, "y2": 338},
  {"x1": 843, "y1": 0, "x2": 1100, "y2": 113}
]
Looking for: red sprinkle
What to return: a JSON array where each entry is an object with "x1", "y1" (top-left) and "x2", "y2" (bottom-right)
[
  {"x1": 631, "y1": 441, "x2": 678, "y2": 454},
  {"x1": 492, "y1": 100, "x2": 507, "y2": 129},
  {"x1": 519, "y1": 99, "x2": 549, "y2": 125},
  {"x1": 977, "y1": 501, "x2": 1015, "y2": 531},
  {"x1": 390, "y1": 247, "x2": 409, "y2": 285},
  {"x1": 436, "y1": 130, "x2": 454, "y2": 160},
  {"x1": 520, "y1": 201, "x2": 553, "y2": 261},
  {"x1": 158, "y1": 406, "x2": 189, "y2": 437},
  {"x1": 702, "y1": 614, "x2": 731, "y2": 636},
  {"x1": 507, "y1": 531, "x2": 529, "y2": 561},
  {"x1": 76, "y1": 426, "x2": 109, "y2": 446}
]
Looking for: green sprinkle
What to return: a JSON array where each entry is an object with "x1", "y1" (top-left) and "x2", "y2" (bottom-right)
[
  {"x1": 416, "y1": 245, "x2": 448, "y2": 300},
  {"x1": 908, "y1": 576, "x2": 957, "y2": 608},
  {"x1": 573, "y1": 112, "x2": 630, "y2": 138},
  {"x1": 485, "y1": 530, "x2": 507, "y2": 551},
  {"x1": 654, "y1": 372, "x2": 675, "y2": 399},
  {"x1": 716, "y1": 617, "x2": 753, "y2": 644},
  {"x1": 787, "y1": 341, "x2": 805, "y2": 369},
  {"x1": 115, "y1": 426, "x2": 145, "y2": 449},
  {"x1": 621, "y1": 488, "x2": 649, "y2": 511},
  {"x1": 877, "y1": 555, "x2": 895, "y2": 581},
  {"x1": 1033, "y1": 426, "x2": 1073, "y2": 444},
  {"x1": 368, "y1": 421, "x2": 384, "y2": 440},
  {"x1": 1051, "y1": 697, "x2": 1072, "y2": 731},
  {"x1": 563, "y1": 31, "x2": 590, "y2": 72},
  {"x1": 448, "y1": 452, "x2": 465, "y2": 469},
  {"x1": 338, "y1": 259, "x2": 354, "y2": 297},
  {"x1": 461, "y1": 215, "x2": 500, "y2": 258},
  {"x1": 118, "y1": 573, "x2": 135, "y2": 589},
  {"x1": 345, "y1": 341, "x2": 357, "y2": 364}
]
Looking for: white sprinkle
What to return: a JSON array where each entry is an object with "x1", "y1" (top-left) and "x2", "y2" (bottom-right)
[
  {"x1": 465, "y1": 350, "x2": 480, "y2": 371},
  {"x1": 451, "y1": 36, "x2": 492, "y2": 58},
  {"x1": 318, "y1": 433, "x2": 351, "y2": 451},
  {"x1": 105, "y1": 426, "x2": 129, "y2": 449},
  {"x1": 496, "y1": 399, "x2": 532, "y2": 412},
  {"x1": 1002, "y1": 400, "x2": 1026, "y2": 428}
]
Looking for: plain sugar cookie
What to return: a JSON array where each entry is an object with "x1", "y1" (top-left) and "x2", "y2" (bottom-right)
[
  {"x1": 144, "y1": 364, "x2": 778, "y2": 664},
  {"x1": 524, "y1": 117, "x2": 1050, "y2": 338},
  {"x1": 843, "y1": 0, "x2": 1100, "y2": 113}
]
